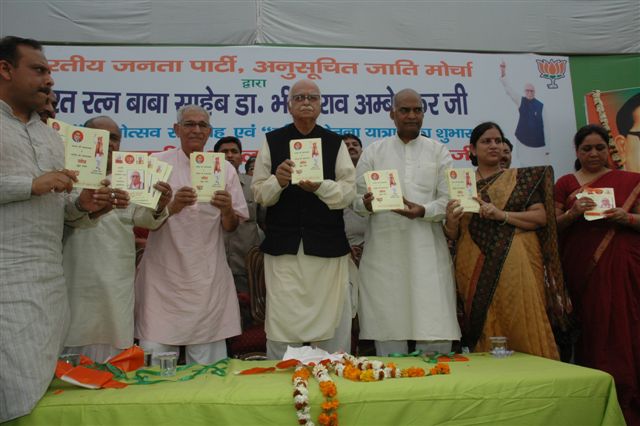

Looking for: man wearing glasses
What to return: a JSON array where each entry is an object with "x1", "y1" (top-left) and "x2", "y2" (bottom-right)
[
  {"x1": 353, "y1": 88, "x2": 461, "y2": 357},
  {"x1": 135, "y1": 104, "x2": 248, "y2": 365},
  {"x1": 252, "y1": 79, "x2": 356, "y2": 359}
]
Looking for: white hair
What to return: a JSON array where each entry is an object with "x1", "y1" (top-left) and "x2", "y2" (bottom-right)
[{"x1": 176, "y1": 104, "x2": 210, "y2": 122}]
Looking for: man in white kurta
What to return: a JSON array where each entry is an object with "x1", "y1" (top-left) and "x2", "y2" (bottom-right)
[
  {"x1": 353, "y1": 89, "x2": 461, "y2": 356},
  {"x1": 252, "y1": 80, "x2": 356, "y2": 360},
  {"x1": 62, "y1": 116, "x2": 170, "y2": 363},
  {"x1": 0, "y1": 37, "x2": 118, "y2": 422},
  {"x1": 135, "y1": 105, "x2": 248, "y2": 364}
]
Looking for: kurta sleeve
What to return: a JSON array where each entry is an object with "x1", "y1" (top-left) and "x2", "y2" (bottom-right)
[
  {"x1": 132, "y1": 206, "x2": 169, "y2": 230},
  {"x1": 0, "y1": 176, "x2": 32, "y2": 204},
  {"x1": 252, "y1": 140, "x2": 286, "y2": 207},
  {"x1": 353, "y1": 146, "x2": 373, "y2": 216},
  {"x1": 314, "y1": 142, "x2": 356, "y2": 209},
  {"x1": 500, "y1": 75, "x2": 520, "y2": 106},
  {"x1": 64, "y1": 193, "x2": 97, "y2": 228},
  {"x1": 420, "y1": 144, "x2": 451, "y2": 222},
  {"x1": 226, "y1": 164, "x2": 249, "y2": 222}
]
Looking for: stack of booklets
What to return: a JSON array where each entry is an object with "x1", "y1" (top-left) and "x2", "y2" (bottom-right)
[
  {"x1": 49, "y1": 118, "x2": 172, "y2": 209},
  {"x1": 111, "y1": 152, "x2": 173, "y2": 209}
]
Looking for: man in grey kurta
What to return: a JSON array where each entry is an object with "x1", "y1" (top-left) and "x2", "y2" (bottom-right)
[{"x1": 0, "y1": 36, "x2": 118, "y2": 422}]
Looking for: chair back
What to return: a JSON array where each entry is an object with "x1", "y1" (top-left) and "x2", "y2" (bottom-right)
[{"x1": 245, "y1": 245, "x2": 266, "y2": 323}]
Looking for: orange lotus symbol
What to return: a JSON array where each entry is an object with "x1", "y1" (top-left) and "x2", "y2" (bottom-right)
[{"x1": 536, "y1": 59, "x2": 567, "y2": 89}]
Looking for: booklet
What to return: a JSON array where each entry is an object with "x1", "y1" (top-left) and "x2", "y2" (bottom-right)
[
  {"x1": 111, "y1": 153, "x2": 172, "y2": 209},
  {"x1": 191, "y1": 152, "x2": 226, "y2": 202},
  {"x1": 576, "y1": 187, "x2": 615, "y2": 221},
  {"x1": 446, "y1": 168, "x2": 480, "y2": 213},
  {"x1": 146, "y1": 158, "x2": 173, "y2": 209},
  {"x1": 290, "y1": 138, "x2": 324, "y2": 184},
  {"x1": 48, "y1": 118, "x2": 109, "y2": 189},
  {"x1": 364, "y1": 169, "x2": 405, "y2": 211},
  {"x1": 111, "y1": 152, "x2": 149, "y2": 204}
]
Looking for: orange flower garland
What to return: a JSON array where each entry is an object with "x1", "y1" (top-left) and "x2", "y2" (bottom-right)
[
  {"x1": 313, "y1": 363, "x2": 339, "y2": 426},
  {"x1": 334, "y1": 354, "x2": 449, "y2": 381},
  {"x1": 288, "y1": 354, "x2": 452, "y2": 425},
  {"x1": 292, "y1": 365, "x2": 312, "y2": 425},
  {"x1": 291, "y1": 362, "x2": 339, "y2": 426}
]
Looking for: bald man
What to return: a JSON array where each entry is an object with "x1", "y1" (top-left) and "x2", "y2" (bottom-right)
[
  {"x1": 62, "y1": 116, "x2": 171, "y2": 362},
  {"x1": 353, "y1": 89, "x2": 460, "y2": 357}
]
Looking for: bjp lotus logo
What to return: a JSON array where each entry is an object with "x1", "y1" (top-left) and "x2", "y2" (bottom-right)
[{"x1": 536, "y1": 59, "x2": 567, "y2": 89}]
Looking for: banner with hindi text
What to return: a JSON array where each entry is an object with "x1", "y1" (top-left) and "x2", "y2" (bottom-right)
[{"x1": 44, "y1": 45, "x2": 577, "y2": 176}]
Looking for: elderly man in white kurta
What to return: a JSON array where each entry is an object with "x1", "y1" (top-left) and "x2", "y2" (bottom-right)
[
  {"x1": 252, "y1": 80, "x2": 356, "y2": 360},
  {"x1": 354, "y1": 89, "x2": 461, "y2": 356},
  {"x1": 135, "y1": 105, "x2": 248, "y2": 364},
  {"x1": 0, "y1": 36, "x2": 122, "y2": 422},
  {"x1": 62, "y1": 116, "x2": 171, "y2": 363}
]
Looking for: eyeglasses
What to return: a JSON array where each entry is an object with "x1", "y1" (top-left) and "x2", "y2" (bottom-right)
[
  {"x1": 180, "y1": 121, "x2": 211, "y2": 129},
  {"x1": 479, "y1": 137, "x2": 504, "y2": 145},
  {"x1": 291, "y1": 94, "x2": 321, "y2": 103},
  {"x1": 396, "y1": 107, "x2": 424, "y2": 115}
]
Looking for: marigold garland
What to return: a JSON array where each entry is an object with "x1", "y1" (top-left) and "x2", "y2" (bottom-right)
[
  {"x1": 334, "y1": 354, "x2": 448, "y2": 382},
  {"x1": 591, "y1": 90, "x2": 624, "y2": 169},
  {"x1": 313, "y1": 363, "x2": 339, "y2": 425},
  {"x1": 288, "y1": 354, "x2": 452, "y2": 425},
  {"x1": 292, "y1": 365, "x2": 313, "y2": 425}
]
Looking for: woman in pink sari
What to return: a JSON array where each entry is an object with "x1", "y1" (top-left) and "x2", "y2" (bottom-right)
[{"x1": 555, "y1": 124, "x2": 640, "y2": 425}]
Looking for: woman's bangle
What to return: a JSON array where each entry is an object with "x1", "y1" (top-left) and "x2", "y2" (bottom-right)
[
  {"x1": 499, "y1": 211, "x2": 509, "y2": 225},
  {"x1": 629, "y1": 214, "x2": 636, "y2": 225}
]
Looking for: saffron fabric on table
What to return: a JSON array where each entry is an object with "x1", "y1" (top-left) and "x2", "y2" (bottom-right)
[
  {"x1": 555, "y1": 169, "x2": 640, "y2": 425},
  {"x1": 7, "y1": 354, "x2": 625, "y2": 426}
]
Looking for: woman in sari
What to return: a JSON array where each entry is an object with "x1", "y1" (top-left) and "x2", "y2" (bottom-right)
[
  {"x1": 445, "y1": 122, "x2": 569, "y2": 360},
  {"x1": 555, "y1": 124, "x2": 640, "y2": 424}
]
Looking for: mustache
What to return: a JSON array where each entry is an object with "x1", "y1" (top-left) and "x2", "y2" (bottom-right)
[{"x1": 38, "y1": 88, "x2": 52, "y2": 95}]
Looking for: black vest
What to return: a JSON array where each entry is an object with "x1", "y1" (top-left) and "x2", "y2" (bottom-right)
[{"x1": 260, "y1": 124, "x2": 350, "y2": 258}]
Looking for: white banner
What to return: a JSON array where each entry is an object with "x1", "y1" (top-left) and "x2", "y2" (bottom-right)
[{"x1": 44, "y1": 45, "x2": 577, "y2": 176}]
